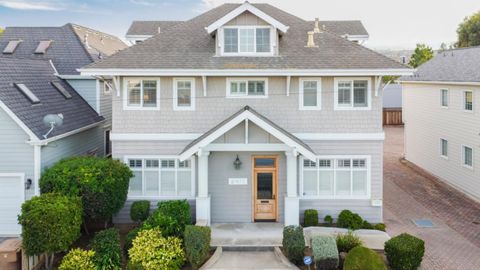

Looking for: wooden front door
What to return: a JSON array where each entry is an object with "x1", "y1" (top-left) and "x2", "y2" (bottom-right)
[{"x1": 252, "y1": 156, "x2": 278, "y2": 221}]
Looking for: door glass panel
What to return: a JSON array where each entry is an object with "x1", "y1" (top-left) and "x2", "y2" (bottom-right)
[
  {"x1": 255, "y1": 158, "x2": 275, "y2": 167},
  {"x1": 257, "y1": 173, "x2": 273, "y2": 199}
]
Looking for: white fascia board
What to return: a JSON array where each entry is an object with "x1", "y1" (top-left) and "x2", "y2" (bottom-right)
[
  {"x1": 206, "y1": 2, "x2": 289, "y2": 34},
  {"x1": 58, "y1": 74, "x2": 94, "y2": 80},
  {"x1": 345, "y1": 35, "x2": 369, "y2": 41},
  {"x1": 79, "y1": 68, "x2": 414, "y2": 77},
  {"x1": 295, "y1": 133, "x2": 385, "y2": 141},
  {"x1": 29, "y1": 120, "x2": 105, "y2": 146},
  {"x1": 125, "y1": 35, "x2": 153, "y2": 39},
  {"x1": 111, "y1": 133, "x2": 202, "y2": 141},
  {"x1": 400, "y1": 80, "x2": 480, "y2": 86},
  {"x1": 0, "y1": 99, "x2": 38, "y2": 141}
]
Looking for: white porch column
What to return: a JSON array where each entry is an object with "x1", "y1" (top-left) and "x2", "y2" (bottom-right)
[
  {"x1": 196, "y1": 150, "x2": 211, "y2": 225},
  {"x1": 284, "y1": 149, "x2": 300, "y2": 226}
]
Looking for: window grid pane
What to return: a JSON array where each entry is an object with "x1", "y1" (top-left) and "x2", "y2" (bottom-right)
[
  {"x1": 464, "y1": 147, "x2": 473, "y2": 167},
  {"x1": 338, "y1": 82, "x2": 352, "y2": 105},
  {"x1": 303, "y1": 81, "x2": 318, "y2": 107},
  {"x1": 127, "y1": 80, "x2": 141, "y2": 106},
  {"x1": 465, "y1": 92, "x2": 473, "y2": 111},
  {"x1": 256, "y1": 28, "x2": 270, "y2": 52},
  {"x1": 441, "y1": 90, "x2": 449, "y2": 107},
  {"x1": 441, "y1": 139, "x2": 448, "y2": 157},
  {"x1": 177, "y1": 81, "x2": 192, "y2": 107},
  {"x1": 239, "y1": 28, "x2": 255, "y2": 53},
  {"x1": 353, "y1": 81, "x2": 368, "y2": 107},
  {"x1": 224, "y1": 28, "x2": 238, "y2": 53},
  {"x1": 142, "y1": 80, "x2": 157, "y2": 107}
]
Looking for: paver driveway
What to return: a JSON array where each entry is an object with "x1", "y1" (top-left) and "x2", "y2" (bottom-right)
[{"x1": 383, "y1": 126, "x2": 480, "y2": 270}]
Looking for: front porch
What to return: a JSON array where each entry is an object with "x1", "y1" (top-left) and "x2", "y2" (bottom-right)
[{"x1": 210, "y1": 223, "x2": 283, "y2": 247}]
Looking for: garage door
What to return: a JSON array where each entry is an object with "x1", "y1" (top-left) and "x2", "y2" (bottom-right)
[{"x1": 0, "y1": 174, "x2": 25, "y2": 236}]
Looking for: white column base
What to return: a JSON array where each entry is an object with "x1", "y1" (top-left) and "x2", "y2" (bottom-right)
[
  {"x1": 284, "y1": 197, "x2": 300, "y2": 226},
  {"x1": 196, "y1": 196, "x2": 211, "y2": 226}
]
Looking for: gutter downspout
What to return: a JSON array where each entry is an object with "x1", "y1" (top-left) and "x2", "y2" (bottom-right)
[{"x1": 33, "y1": 145, "x2": 41, "y2": 196}]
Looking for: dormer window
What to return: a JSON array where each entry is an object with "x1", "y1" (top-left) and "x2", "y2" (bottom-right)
[{"x1": 222, "y1": 26, "x2": 272, "y2": 55}]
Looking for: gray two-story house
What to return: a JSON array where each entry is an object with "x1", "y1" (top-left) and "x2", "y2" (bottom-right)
[{"x1": 80, "y1": 2, "x2": 412, "y2": 226}]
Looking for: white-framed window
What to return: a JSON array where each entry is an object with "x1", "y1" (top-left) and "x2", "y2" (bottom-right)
[
  {"x1": 440, "y1": 89, "x2": 449, "y2": 108},
  {"x1": 126, "y1": 156, "x2": 195, "y2": 198},
  {"x1": 226, "y1": 78, "x2": 268, "y2": 98},
  {"x1": 104, "y1": 130, "x2": 111, "y2": 157},
  {"x1": 440, "y1": 138, "x2": 448, "y2": 159},
  {"x1": 464, "y1": 91, "x2": 473, "y2": 111},
  {"x1": 300, "y1": 156, "x2": 371, "y2": 199},
  {"x1": 299, "y1": 78, "x2": 322, "y2": 110},
  {"x1": 334, "y1": 78, "x2": 371, "y2": 110},
  {"x1": 123, "y1": 78, "x2": 160, "y2": 110},
  {"x1": 221, "y1": 26, "x2": 273, "y2": 55},
  {"x1": 462, "y1": 145, "x2": 473, "y2": 169},
  {"x1": 173, "y1": 78, "x2": 195, "y2": 111}
]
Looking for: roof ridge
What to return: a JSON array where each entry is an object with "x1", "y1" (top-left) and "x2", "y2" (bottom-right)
[
  {"x1": 67, "y1": 23, "x2": 124, "y2": 42},
  {"x1": 64, "y1": 23, "x2": 96, "y2": 63},
  {"x1": 439, "y1": 45, "x2": 480, "y2": 53}
]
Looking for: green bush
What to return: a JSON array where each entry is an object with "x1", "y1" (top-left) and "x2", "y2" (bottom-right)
[
  {"x1": 337, "y1": 210, "x2": 363, "y2": 230},
  {"x1": 336, "y1": 231, "x2": 363, "y2": 253},
  {"x1": 184, "y1": 225, "x2": 211, "y2": 270},
  {"x1": 18, "y1": 193, "x2": 82, "y2": 270},
  {"x1": 304, "y1": 209, "x2": 319, "y2": 227},
  {"x1": 125, "y1": 228, "x2": 142, "y2": 256},
  {"x1": 361, "y1": 220, "x2": 374, "y2": 230},
  {"x1": 324, "y1": 215, "x2": 333, "y2": 226},
  {"x1": 92, "y1": 228, "x2": 122, "y2": 270},
  {"x1": 59, "y1": 249, "x2": 97, "y2": 270},
  {"x1": 374, "y1": 223, "x2": 386, "y2": 232},
  {"x1": 384, "y1": 233, "x2": 425, "y2": 270},
  {"x1": 343, "y1": 246, "x2": 387, "y2": 270},
  {"x1": 282, "y1": 225, "x2": 305, "y2": 264},
  {"x1": 143, "y1": 200, "x2": 191, "y2": 237},
  {"x1": 126, "y1": 262, "x2": 144, "y2": 270},
  {"x1": 143, "y1": 212, "x2": 179, "y2": 237},
  {"x1": 131, "y1": 201, "x2": 150, "y2": 223},
  {"x1": 129, "y1": 228, "x2": 185, "y2": 270},
  {"x1": 311, "y1": 235, "x2": 339, "y2": 270},
  {"x1": 39, "y1": 156, "x2": 132, "y2": 223}
]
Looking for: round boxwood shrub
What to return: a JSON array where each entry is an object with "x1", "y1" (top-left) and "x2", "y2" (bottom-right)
[
  {"x1": 374, "y1": 223, "x2": 386, "y2": 232},
  {"x1": 343, "y1": 246, "x2": 387, "y2": 270},
  {"x1": 18, "y1": 193, "x2": 82, "y2": 270},
  {"x1": 129, "y1": 228, "x2": 185, "y2": 270},
  {"x1": 130, "y1": 200, "x2": 151, "y2": 223},
  {"x1": 143, "y1": 200, "x2": 191, "y2": 238},
  {"x1": 184, "y1": 225, "x2": 211, "y2": 270},
  {"x1": 282, "y1": 225, "x2": 305, "y2": 264},
  {"x1": 324, "y1": 215, "x2": 333, "y2": 226},
  {"x1": 91, "y1": 228, "x2": 122, "y2": 270},
  {"x1": 311, "y1": 235, "x2": 339, "y2": 270},
  {"x1": 336, "y1": 231, "x2": 363, "y2": 253},
  {"x1": 59, "y1": 248, "x2": 97, "y2": 270},
  {"x1": 337, "y1": 210, "x2": 363, "y2": 230},
  {"x1": 304, "y1": 209, "x2": 319, "y2": 227},
  {"x1": 39, "y1": 156, "x2": 132, "y2": 223},
  {"x1": 384, "y1": 233, "x2": 425, "y2": 270}
]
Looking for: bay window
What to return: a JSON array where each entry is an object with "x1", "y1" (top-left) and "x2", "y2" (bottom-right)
[
  {"x1": 124, "y1": 78, "x2": 159, "y2": 110},
  {"x1": 222, "y1": 26, "x2": 272, "y2": 55},
  {"x1": 334, "y1": 78, "x2": 371, "y2": 110}
]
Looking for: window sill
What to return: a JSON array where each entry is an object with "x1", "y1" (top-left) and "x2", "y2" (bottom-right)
[
  {"x1": 299, "y1": 106, "x2": 322, "y2": 111},
  {"x1": 462, "y1": 164, "x2": 474, "y2": 171},
  {"x1": 226, "y1": 95, "x2": 268, "y2": 99},
  {"x1": 123, "y1": 106, "x2": 160, "y2": 111},
  {"x1": 440, "y1": 155, "x2": 449, "y2": 160},
  {"x1": 334, "y1": 106, "x2": 371, "y2": 111},
  {"x1": 463, "y1": 110, "x2": 474, "y2": 113}
]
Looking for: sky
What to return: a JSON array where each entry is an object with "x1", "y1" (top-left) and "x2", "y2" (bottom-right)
[{"x1": 0, "y1": 0, "x2": 479, "y2": 50}]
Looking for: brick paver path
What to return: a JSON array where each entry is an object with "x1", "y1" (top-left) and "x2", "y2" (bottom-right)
[{"x1": 383, "y1": 126, "x2": 480, "y2": 270}]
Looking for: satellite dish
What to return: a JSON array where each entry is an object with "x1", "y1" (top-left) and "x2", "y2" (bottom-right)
[{"x1": 42, "y1": 114, "x2": 64, "y2": 139}]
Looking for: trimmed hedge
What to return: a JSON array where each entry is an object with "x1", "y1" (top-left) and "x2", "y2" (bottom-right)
[
  {"x1": 311, "y1": 235, "x2": 339, "y2": 270},
  {"x1": 374, "y1": 223, "x2": 386, "y2": 232},
  {"x1": 304, "y1": 209, "x2": 319, "y2": 227},
  {"x1": 59, "y1": 249, "x2": 96, "y2": 270},
  {"x1": 336, "y1": 231, "x2": 362, "y2": 253},
  {"x1": 91, "y1": 228, "x2": 122, "y2": 270},
  {"x1": 143, "y1": 200, "x2": 191, "y2": 237},
  {"x1": 384, "y1": 233, "x2": 425, "y2": 270},
  {"x1": 184, "y1": 225, "x2": 211, "y2": 270},
  {"x1": 282, "y1": 225, "x2": 305, "y2": 264},
  {"x1": 337, "y1": 210, "x2": 363, "y2": 230},
  {"x1": 130, "y1": 201, "x2": 150, "y2": 223},
  {"x1": 343, "y1": 246, "x2": 387, "y2": 270},
  {"x1": 324, "y1": 215, "x2": 333, "y2": 226}
]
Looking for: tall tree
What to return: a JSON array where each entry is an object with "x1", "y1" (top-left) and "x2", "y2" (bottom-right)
[
  {"x1": 408, "y1": 44, "x2": 434, "y2": 68},
  {"x1": 456, "y1": 11, "x2": 480, "y2": 48},
  {"x1": 0, "y1": 27, "x2": 4, "y2": 36}
]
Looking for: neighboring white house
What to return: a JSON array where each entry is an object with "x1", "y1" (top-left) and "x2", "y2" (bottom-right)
[{"x1": 400, "y1": 46, "x2": 480, "y2": 202}]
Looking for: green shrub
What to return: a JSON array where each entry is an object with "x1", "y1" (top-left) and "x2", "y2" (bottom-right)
[
  {"x1": 39, "y1": 156, "x2": 132, "y2": 223},
  {"x1": 384, "y1": 233, "x2": 424, "y2": 270},
  {"x1": 337, "y1": 210, "x2": 363, "y2": 230},
  {"x1": 343, "y1": 246, "x2": 387, "y2": 270},
  {"x1": 143, "y1": 212, "x2": 179, "y2": 237},
  {"x1": 184, "y1": 225, "x2": 211, "y2": 270},
  {"x1": 18, "y1": 193, "x2": 82, "y2": 270},
  {"x1": 374, "y1": 223, "x2": 386, "y2": 232},
  {"x1": 125, "y1": 228, "x2": 142, "y2": 256},
  {"x1": 92, "y1": 228, "x2": 122, "y2": 270},
  {"x1": 126, "y1": 262, "x2": 144, "y2": 270},
  {"x1": 324, "y1": 215, "x2": 333, "y2": 226},
  {"x1": 143, "y1": 200, "x2": 191, "y2": 237},
  {"x1": 59, "y1": 249, "x2": 96, "y2": 270},
  {"x1": 311, "y1": 235, "x2": 339, "y2": 270},
  {"x1": 336, "y1": 231, "x2": 363, "y2": 253},
  {"x1": 129, "y1": 228, "x2": 185, "y2": 270},
  {"x1": 131, "y1": 201, "x2": 150, "y2": 223},
  {"x1": 282, "y1": 225, "x2": 305, "y2": 264},
  {"x1": 361, "y1": 220, "x2": 374, "y2": 230},
  {"x1": 304, "y1": 209, "x2": 319, "y2": 227}
]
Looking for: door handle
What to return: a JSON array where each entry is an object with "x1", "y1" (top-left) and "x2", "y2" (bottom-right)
[{"x1": 261, "y1": 200, "x2": 269, "y2": 203}]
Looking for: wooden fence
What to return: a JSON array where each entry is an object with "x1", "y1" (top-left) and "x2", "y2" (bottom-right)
[{"x1": 383, "y1": 108, "x2": 403, "y2": 125}]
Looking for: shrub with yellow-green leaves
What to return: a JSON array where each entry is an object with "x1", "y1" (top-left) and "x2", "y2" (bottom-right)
[
  {"x1": 59, "y1": 248, "x2": 97, "y2": 270},
  {"x1": 128, "y1": 228, "x2": 185, "y2": 270}
]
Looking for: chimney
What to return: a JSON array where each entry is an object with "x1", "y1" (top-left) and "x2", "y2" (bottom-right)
[
  {"x1": 158, "y1": 27, "x2": 161, "y2": 34},
  {"x1": 314, "y1": 18, "x2": 321, "y2": 33},
  {"x1": 306, "y1": 31, "x2": 317, "y2": 47},
  {"x1": 84, "y1": 34, "x2": 90, "y2": 48}
]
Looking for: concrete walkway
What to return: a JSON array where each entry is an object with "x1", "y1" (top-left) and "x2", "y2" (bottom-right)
[{"x1": 211, "y1": 223, "x2": 283, "y2": 247}]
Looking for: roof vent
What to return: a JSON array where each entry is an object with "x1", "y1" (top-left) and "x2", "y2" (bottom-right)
[
  {"x1": 51, "y1": 81, "x2": 72, "y2": 99},
  {"x1": 3, "y1": 40, "x2": 22, "y2": 54},
  {"x1": 158, "y1": 27, "x2": 161, "y2": 34},
  {"x1": 14, "y1": 83, "x2": 40, "y2": 104},
  {"x1": 305, "y1": 31, "x2": 318, "y2": 48},
  {"x1": 34, "y1": 40, "x2": 52, "y2": 54},
  {"x1": 84, "y1": 34, "x2": 90, "y2": 48},
  {"x1": 314, "y1": 18, "x2": 322, "y2": 33}
]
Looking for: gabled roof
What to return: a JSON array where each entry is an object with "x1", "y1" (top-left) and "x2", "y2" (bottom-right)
[
  {"x1": 0, "y1": 24, "x2": 127, "y2": 75},
  {"x1": 0, "y1": 57, "x2": 104, "y2": 141},
  {"x1": 126, "y1": 21, "x2": 182, "y2": 36},
  {"x1": 206, "y1": 2, "x2": 289, "y2": 34},
  {"x1": 400, "y1": 46, "x2": 480, "y2": 83},
  {"x1": 311, "y1": 20, "x2": 368, "y2": 37},
  {"x1": 179, "y1": 106, "x2": 316, "y2": 161}
]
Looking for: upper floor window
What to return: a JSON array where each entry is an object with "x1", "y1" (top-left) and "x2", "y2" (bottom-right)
[
  {"x1": 462, "y1": 145, "x2": 473, "y2": 169},
  {"x1": 440, "y1": 89, "x2": 449, "y2": 108},
  {"x1": 173, "y1": 78, "x2": 195, "y2": 111},
  {"x1": 334, "y1": 78, "x2": 371, "y2": 110},
  {"x1": 299, "y1": 78, "x2": 321, "y2": 110},
  {"x1": 440, "y1": 138, "x2": 448, "y2": 158},
  {"x1": 222, "y1": 26, "x2": 271, "y2": 55},
  {"x1": 124, "y1": 78, "x2": 159, "y2": 110},
  {"x1": 464, "y1": 91, "x2": 473, "y2": 111},
  {"x1": 226, "y1": 78, "x2": 268, "y2": 98}
]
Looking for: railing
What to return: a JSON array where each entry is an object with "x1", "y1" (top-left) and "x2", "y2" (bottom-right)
[{"x1": 383, "y1": 108, "x2": 403, "y2": 126}]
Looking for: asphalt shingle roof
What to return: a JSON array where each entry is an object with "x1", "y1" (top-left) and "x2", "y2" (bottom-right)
[
  {"x1": 400, "y1": 46, "x2": 480, "y2": 82},
  {"x1": 0, "y1": 24, "x2": 127, "y2": 75},
  {"x1": 0, "y1": 57, "x2": 104, "y2": 140},
  {"x1": 84, "y1": 3, "x2": 407, "y2": 70},
  {"x1": 126, "y1": 21, "x2": 182, "y2": 36},
  {"x1": 308, "y1": 20, "x2": 368, "y2": 36}
]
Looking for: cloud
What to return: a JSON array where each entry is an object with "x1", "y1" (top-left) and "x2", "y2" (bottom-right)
[
  {"x1": 129, "y1": 0, "x2": 155, "y2": 6},
  {"x1": 0, "y1": 0, "x2": 64, "y2": 10}
]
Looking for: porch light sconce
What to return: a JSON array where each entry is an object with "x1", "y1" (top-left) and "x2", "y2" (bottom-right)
[
  {"x1": 233, "y1": 155, "x2": 242, "y2": 170},
  {"x1": 25, "y1": 178, "x2": 32, "y2": 190}
]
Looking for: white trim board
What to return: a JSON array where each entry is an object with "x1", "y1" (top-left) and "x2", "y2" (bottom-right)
[{"x1": 400, "y1": 80, "x2": 480, "y2": 86}]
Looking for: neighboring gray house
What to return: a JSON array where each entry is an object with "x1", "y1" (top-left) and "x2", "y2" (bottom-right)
[
  {"x1": 0, "y1": 24, "x2": 127, "y2": 236},
  {"x1": 383, "y1": 83, "x2": 402, "y2": 109},
  {"x1": 400, "y1": 46, "x2": 480, "y2": 202},
  {"x1": 80, "y1": 2, "x2": 412, "y2": 226}
]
